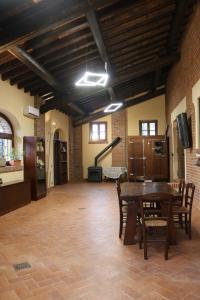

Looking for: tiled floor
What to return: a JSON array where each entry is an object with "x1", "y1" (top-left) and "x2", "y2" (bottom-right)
[{"x1": 0, "y1": 182, "x2": 200, "y2": 300}]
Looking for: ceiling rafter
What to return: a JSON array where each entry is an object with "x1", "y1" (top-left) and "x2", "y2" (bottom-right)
[
  {"x1": 40, "y1": 53, "x2": 179, "y2": 113},
  {"x1": 8, "y1": 45, "x2": 85, "y2": 116},
  {"x1": 167, "y1": 0, "x2": 195, "y2": 53},
  {"x1": 0, "y1": 0, "x2": 119, "y2": 54},
  {"x1": 86, "y1": 9, "x2": 116, "y2": 100},
  {"x1": 0, "y1": 1, "x2": 194, "y2": 120}
]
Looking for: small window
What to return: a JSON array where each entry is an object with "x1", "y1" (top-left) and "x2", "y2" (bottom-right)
[
  {"x1": 0, "y1": 113, "x2": 14, "y2": 160},
  {"x1": 89, "y1": 122, "x2": 107, "y2": 143},
  {"x1": 139, "y1": 120, "x2": 158, "y2": 136}
]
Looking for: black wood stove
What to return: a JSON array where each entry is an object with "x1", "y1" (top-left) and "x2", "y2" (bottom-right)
[{"x1": 88, "y1": 137, "x2": 121, "y2": 182}]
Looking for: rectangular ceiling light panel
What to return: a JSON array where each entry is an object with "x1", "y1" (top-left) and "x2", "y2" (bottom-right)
[
  {"x1": 75, "y1": 71, "x2": 109, "y2": 87},
  {"x1": 104, "y1": 103, "x2": 123, "y2": 113}
]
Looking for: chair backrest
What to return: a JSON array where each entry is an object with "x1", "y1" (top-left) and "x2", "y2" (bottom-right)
[
  {"x1": 116, "y1": 179, "x2": 121, "y2": 196},
  {"x1": 179, "y1": 179, "x2": 185, "y2": 195},
  {"x1": 115, "y1": 179, "x2": 124, "y2": 214},
  {"x1": 140, "y1": 193, "x2": 173, "y2": 225},
  {"x1": 184, "y1": 183, "x2": 195, "y2": 212}
]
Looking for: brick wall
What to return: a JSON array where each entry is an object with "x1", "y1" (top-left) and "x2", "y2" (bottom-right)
[
  {"x1": 111, "y1": 110, "x2": 127, "y2": 167},
  {"x1": 166, "y1": 2, "x2": 200, "y2": 208},
  {"x1": 34, "y1": 96, "x2": 45, "y2": 138},
  {"x1": 68, "y1": 120, "x2": 83, "y2": 181}
]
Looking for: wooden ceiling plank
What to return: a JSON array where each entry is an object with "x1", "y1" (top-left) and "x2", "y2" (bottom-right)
[
  {"x1": 102, "y1": 2, "x2": 175, "y2": 33},
  {"x1": 105, "y1": 21, "x2": 171, "y2": 48},
  {"x1": 100, "y1": 0, "x2": 169, "y2": 24},
  {"x1": 112, "y1": 46, "x2": 164, "y2": 66},
  {"x1": 24, "y1": 17, "x2": 89, "y2": 51},
  {"x1": 0, "y1": 0, "x2": 117, "y2": 54},
  {"x1": 110, "y1": 31, "x2": 168, "y2": 54},
  {"x1": 11, "y1": 46, "x2": 98, "y2": 86},
  {"x1": 1, "y1": 35, "x2": 95, "y2": 79},
  {"x1": 111, "y1": 40, "x2": 166, "y2": 61},
  {"x1": 102, "y1": 10, "x2": 173, "y2": 40},
  {"x1": 8, "y1": 45, "x2": 85, "y2": 115},
  {"x1": 8, "y1": 46, "x2": 63, "y2": 90},
  {"x1": 31, "y1": 30, "x2": 93, "y2": 60}
]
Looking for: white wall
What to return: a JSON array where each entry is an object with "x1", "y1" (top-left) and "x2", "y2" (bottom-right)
[
  {"x1": 127, "y1": 95, "x2": 166, "y2": 136},
  {"x1": 0, "y1": 79, "x2": 34, "y2": 183}
]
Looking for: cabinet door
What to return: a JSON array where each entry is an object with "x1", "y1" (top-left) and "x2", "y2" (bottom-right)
[
  {"x1": 128, "y1": 137, "x2": 145, "y2": 180},
  {"x1": 146, "y1": 138, "x2": 168, "y2": 180},
  {"x1": 150, "y1": 157, "x2": 168, "y2": 180}
]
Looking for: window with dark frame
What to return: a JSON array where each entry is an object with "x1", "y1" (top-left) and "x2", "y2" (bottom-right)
[
  {"x1": 0, "y1": 113, "x2": 14, "y2": 160},
  {"x1": 139, "y1": 120, "x2": 158, "y2": 136},
  {"x1": 89, "y1": 121, "x2": 107, "y2": 143}
]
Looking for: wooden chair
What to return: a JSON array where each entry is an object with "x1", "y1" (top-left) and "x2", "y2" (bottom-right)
[
  {"x1": 116, "y1": 180, "x2": 128, "y2": 238},
  {"x1": 173, "y1": 180, "x2": 185, "y2": 227},
  {"x1": 173, "y1": 183, "x2": 195, "y2": 239},
  {"x1": 139, "y1": 193, "x2": 173, "y2": 260}
]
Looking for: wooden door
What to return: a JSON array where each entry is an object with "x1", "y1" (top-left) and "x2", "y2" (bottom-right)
[
  {"x1": 128, "y1": 137, "x2": 145, "y2": 181},
  {"x1": 146, "y1": 138, "x2": 168, "y2": 180}
]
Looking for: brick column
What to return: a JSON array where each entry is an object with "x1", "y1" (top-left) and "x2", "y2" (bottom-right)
[
  {"x1": 34, "y1": 96, "x2": 45, "y2": 138},
  {"x1": 68, "y1": 120, "x2": 83, "y2": 181},
  {"x1": 111, "y1": 109, "x2": 127, "y2": 167}
]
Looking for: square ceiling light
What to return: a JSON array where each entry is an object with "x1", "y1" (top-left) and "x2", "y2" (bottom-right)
[
  {"x1": 75, "y1": 71, "x2": 109, "y2": 87},
  {"x1": 104, "y1": 103, "x2": 123, "y2": 113}
]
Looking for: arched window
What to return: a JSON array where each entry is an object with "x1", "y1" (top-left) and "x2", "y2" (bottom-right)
[{"x1": 0, "y1": 113, "x2": 14, "y2": 160}]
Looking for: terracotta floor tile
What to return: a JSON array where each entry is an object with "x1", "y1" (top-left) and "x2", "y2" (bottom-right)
[{"x1": 0, "y1": 182, "x2": 200, "y2": 300}]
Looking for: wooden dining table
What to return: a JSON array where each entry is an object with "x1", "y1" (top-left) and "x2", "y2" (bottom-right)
[{"x1": 120, "y1": 182, "x2": 182, "y2": 245}]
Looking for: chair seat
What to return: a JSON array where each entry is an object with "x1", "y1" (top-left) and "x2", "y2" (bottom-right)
[
  {"x1": 145, "y1": 218, "x2": 167, "y2": 227},
  {"x1": 173, "y1": 206, "x2": 189, "y2": 214}
]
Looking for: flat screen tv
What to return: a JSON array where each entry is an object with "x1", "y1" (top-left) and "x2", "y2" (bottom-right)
[{"x1": 176, "y1": 113, "x2": 192, "y2": 149}]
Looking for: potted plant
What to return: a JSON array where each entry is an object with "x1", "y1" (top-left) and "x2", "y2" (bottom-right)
[
  {"x1": 0, "y1": 155, "x2": 6, "y2": 167},
  {"x1": 8, "y1": 149, "x2": 22, "y2": 167}
]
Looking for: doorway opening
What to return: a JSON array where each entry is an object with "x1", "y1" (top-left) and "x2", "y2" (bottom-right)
[{"x1": 53, "y1": 129, "x2": 68, "y2": 186}]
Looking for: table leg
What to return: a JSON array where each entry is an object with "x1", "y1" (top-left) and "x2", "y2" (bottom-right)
[
  {"x1": 169, "y1": 216, "x2": 176, "y2": 245},
  {"x1": 124, "y1": 201, "x2": 138, "y2": 245}
]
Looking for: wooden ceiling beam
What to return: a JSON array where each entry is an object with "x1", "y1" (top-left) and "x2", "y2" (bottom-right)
[
  {"x1": 0, "y1": 32, "x2": 93, "y2": 75},
  {"x1": 8, "y1": 45, "x2": 85, "y2": 115},
  {"x1": 167, "y1": 0, "x2": 195, "y2": 53},
  {"x1": 8, "y1": 46, "x2": 62, "y2": 90},
  {"x1": 0, "y1": 0, "x2": 118, "y2": 54},
  {"x1": 73, "y1": 88, "x2": 165, "y2": 127},
  {"x1": 86, "y1": 9, "x2": 116, "y2": 100},
  {"x1": 86, "y1": 10, "x2": 111, "y2": 72},
  {"x1": 40, "y1": 53, "x2": 178, "y2": 114},
  {"x1": 11, "y1": 47, "x2": 98, "y2": 86},
  {"x1": 151, "y1": 69, "x2": 162, "y2": 92}
]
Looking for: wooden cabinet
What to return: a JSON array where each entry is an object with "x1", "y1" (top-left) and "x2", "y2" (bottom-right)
[
  {"x1": 54, "y1": 140, "x2": 68, "y2": 185},
  {"x1": 128, "y1": 136, "x2": 169, "y2": 181},
  {"x1": 23, "y1": 136, "x2": 47, "y2": 200},
  {"x1": 0, "y1": 180, "x2": 31, "y2": 215}
]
